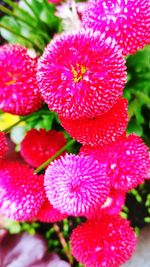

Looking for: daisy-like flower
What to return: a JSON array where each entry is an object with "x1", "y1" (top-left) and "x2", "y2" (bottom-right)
[
  {"x1": 70, "y1": 215, "x2": 137, "y2": 267},
  {"x1": 0, "y1": 44, "x2": 42, "y2": 115},
  {"x1": 0, "y1": 131, "x2": 7, "y2": 159},
  {"x1": 82, "y1": 0, "x2": 150, "y2": 55},
  {"x1": 87, "y1": 189, "x2": 126, "y2": 218},
  {"x1": 37, "y1": 31, "x2": 126, "y2": 119},
  {"x1": 36, "y1": 198, "x2": 68, "y2": 223},
  {"x1": 0, "y1": 161, "x2": 45, "y2": 221},
  {"x1": 60, "y1": 98, "x2": 128, "y2": 147},
  {"x1": 44, "y1": 154, "x2": 110, "y2": 216},
  {"x1": 20, "y1": 129, "x2": 67, "y2": 167},
  {"x1": 80, "y1": 134, "x2": 150, "y2": 191}
]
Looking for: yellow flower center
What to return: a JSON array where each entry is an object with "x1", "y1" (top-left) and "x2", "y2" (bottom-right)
[
  {"x1": 5, "y1": 72, "x2": 17, "y2": 86},
  {"x1": 71, "y1": 63, "x2": 87, "y2": 83}
]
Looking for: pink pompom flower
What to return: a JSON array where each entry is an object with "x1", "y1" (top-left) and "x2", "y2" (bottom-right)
[
  {"x1": 0, "y1": 160, "x2": 45, "y2": 221},
  {"x1": 0, "y1": 44, "x2": 42, "y2": 115},
  {"x1": 70, "y1": 215, "x2": 137, "y2": 267},
  {"x1": 80, "y1": 134, "x2": 150, "y2": 192},
  {"x1": 82, "y1": 0, "x2": 150, "y2": 55},
  {"x1": 20, "y1": 129, "x2": 67, "y2": 167},
  {"x1": 37, "y1": 31, "x2": 126, "y2": 119},
  {"x1": 0, "y1": 132, "x2": 7, "y2": 159},
  {"x1": 60, "y1": 98, "x2": 128, "y2": 147},
  {"x1": 48, "y1": 0, "x2": 62, "y2": 4},
  {"x1": 44, "y1": 154, "x2": 110, "y2": 216},
  {"x1": 87, "y1": 189, "x2": 126, "y2": 219},
  {"x1": 36, "y1": 198, "x2": 68, "y2": 223}
]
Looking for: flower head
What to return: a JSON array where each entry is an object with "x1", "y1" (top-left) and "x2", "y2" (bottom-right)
[
  {"x1": 20, "y1": 129, "x2": 67, "y2": 167},
  {"x1": 87, "y1": 189, "x2": 126, "y2": 218},
  {"x1": 36, "y1": 198, "x2": 68, "y2": 223},
  {"x1": 70, "y1": 215, "x2": 137, "y2": 267},
  {"x1": 0, "y1": 132, "x2": 7, "y2": 159},
  {"x1": 0, "y1": 160, "x2": 45, "y2": 221},
  {"x1": 0, "y1": 44, "x2": 42, "y2": 115},
  {"x1": 44, "y1": 154, "x2": 110, "y2": 216},
  {"x1": 37, "y1": 31, "x2": 126, "y2": 119},
  {"x1": 82, "y1": 0, "x2": 150, "y2": 55},
  {"x1": 80, "y1": 134, "x2": 150, "y2": 191},
  {"x1": 60, "y1": 98, "x2": 128, "y2": 147}
]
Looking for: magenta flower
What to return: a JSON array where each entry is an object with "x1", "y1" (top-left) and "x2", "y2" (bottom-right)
[
  {"x1": 0, "y1": 44, "x2": 42, "y2": 115},
  {"x1": 0, "y1": 132, "x2": 7, "y2": 159},
  {"x1": 37, "y1": 31, "x2": 126, "y2": 119},
  {"x1": 44, "y1": 154, "x2": 110, "y2": 216},
  {"x1": 82, "y1": 0, "x2": 150, "y2": 55},
  {"x1": 70, "y1": 215, "x2": 137, "y2": 267},
  {"x1": 0, "y1": 160, "x2": 45, "y2": 221},
  {"x1": 36, "y1": 198, "x2": 68, "y2": 223},
  {"x1": 80, "y1": 134, "x2": 150, "y2": 192},
  {"x1": 60, "y1": 98, "x2": 128, "y2": 147},
  {"x1": 20, "y1": 129, "x2": 67, "y2": 167},
  {"x1": 87, "y1": 189, "x2": 126, "y2": 219}
]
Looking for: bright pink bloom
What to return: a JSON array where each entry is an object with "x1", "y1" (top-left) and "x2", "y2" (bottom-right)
[
  {"x1": 44, "y1": 154, "x2": 110, "y2": 216},
  {"x1": 0, "y1": 160, "x2": 45, "y2": 221},
  {"x1": 48, "y1": 0, "x2": 62, "y2": 4},
  {"x1": 20, "y1": 129, "x2": 67, "y2": 167},
  {"x1": 80, "y1": 134, "x2": 150, "y2": 191},
  {"x1": 36, "y1": 198, "x2": 68, "y2": 223},
  {"x1": 0, "y1": 132, "x2": 7, "y2": 159},
  {"x1": 70, "y1": 215, "x2": 137, "y2": 267},
  {"x1": 87, "y1": 189, "x2": 126, "y2": 218},
  {"x1": 82, "y1": 0, "x2": 150, "y2": 55},
  {"x1": 60, "y1": 98, "x2": 128, "y2": 147},
  {"x1": 0, "y1": 44, "x2": 42, "y2": 115},
  {"x1": 37, "y1": 31, "x2": 126, "y2": 119}
]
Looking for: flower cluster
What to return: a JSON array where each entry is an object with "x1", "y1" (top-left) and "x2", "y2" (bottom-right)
[{"x1": 0, "y1": 0, "x2": 149, "y2": 266}]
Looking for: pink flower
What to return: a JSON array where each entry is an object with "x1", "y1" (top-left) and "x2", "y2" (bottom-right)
[
  {"x1": 80, "y1": 134, "x2": 150, "y2": 191},
  {"x1": 36, "y1": 198, "x2": 68, "y2": 223},
  {"x1": 44, "y1": 154, "x2": 110, "y2": 216},
  {"x1": 60, "y1": 98, "x2": 128, "y2": 147},
  {"x1": 82, "y1": 0, "x2": 150, "y2": 55},
  {"x1": 0, "y1": 132, "x2": 7, "y2": 159},
  {"x1": 37, "y1": 31, "x2": 126, "y2": 119},
  {"x1": 0, "y1": 44, "x2": 42, "y2": 115},
  {"x1": 70, "y1": 215, "x2": 137, "y2": 267},
  {"x1": 48, "y1": 0, "x2": 62, "y2": 4},
  {"x1": 0, "y1": 160, "x2": 45, "y2": 221},
  {"x1": 87, "y1": 189, "x2": 126, "y2": 218},
  {"x1": 20, "y1": 129, "x2": 67, "y2": 167}
]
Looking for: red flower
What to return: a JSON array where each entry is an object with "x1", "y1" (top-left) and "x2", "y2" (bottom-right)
[
  {"x1": 36, "y1": 198, "x2": 68, "y2": 223},
  {"x1": 82, "y1": 0, "x2": 150, "y2": 55},
  {"x1": 70, "y1": 215, "x2": 137, "y2": 267},
  {"x1": 44, "y1": 154, "x2": 110, "y2": 216},
  {"x1": 0, "y1": 161, "x2": 45, "y2": 221},
  {"x1": 60, "y1": 98, "x2": 128, "y2": 147},
  {"x1": 0, "y1": 44, "x2": 42, "y2": 115},
  {"x1": 37, "y1": 31, "x2": 126, "y2": 119},
  {"x1": 0, "y1": 132, "x2": 7, "y2": 159},
  {"x1": 80, "y1": 134, "x2": 150, "y2": 191},
  {"x1": 20, "y1": 129, "x2": 67, "y2": 167}
]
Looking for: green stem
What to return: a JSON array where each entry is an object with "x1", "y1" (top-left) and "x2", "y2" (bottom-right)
[
  {"x1": 23, "y1": 0, "x2": 40, "y2": 21},
  {"x1": 0, "y1": 23, "x2": 42, "y2": 51},
  {"x1": 0, "y1": 4, "x2": 34, "y2": 28},
  {"x1": 0, "y1": 3, "x2": 49, "y2": 42},
  {"x1": 34, "y1": 139, "x2": 76, "y2": 173},
  {"x1": 3, "y1": 110, "x2": 51, "y2": 133}
]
